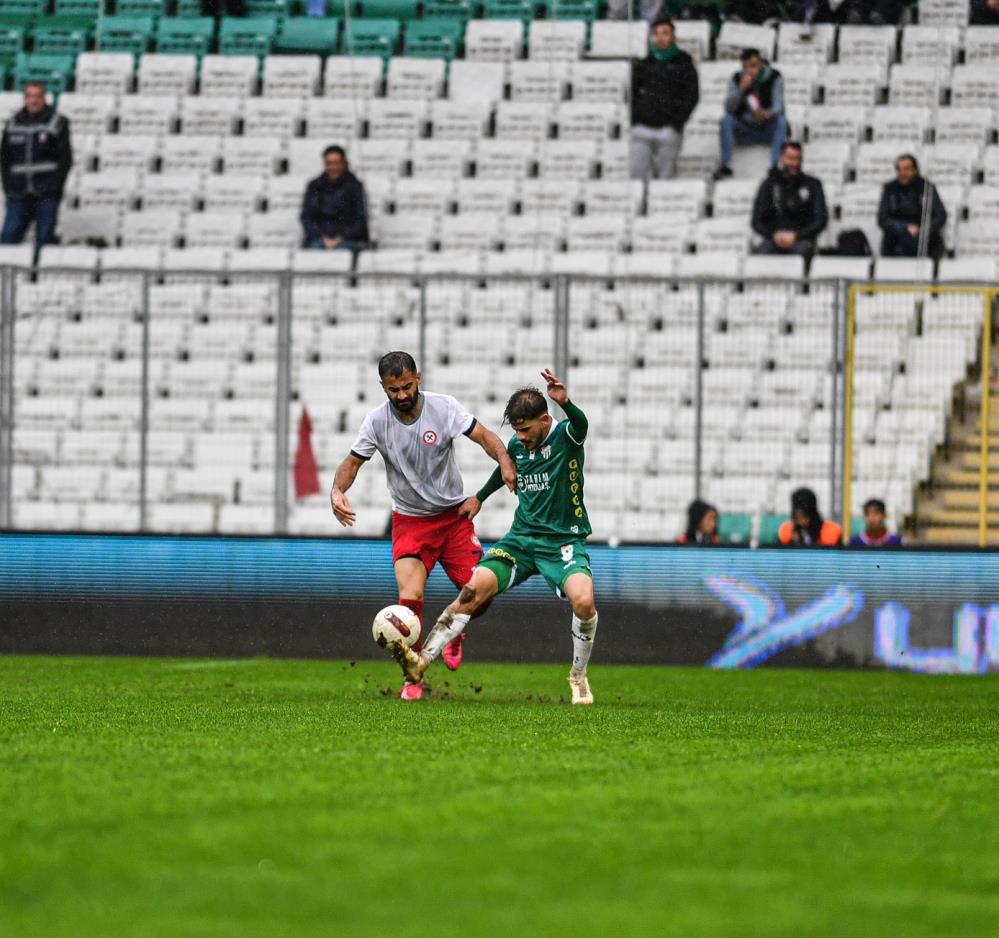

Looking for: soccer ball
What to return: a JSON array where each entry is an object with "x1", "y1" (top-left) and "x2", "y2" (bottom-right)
[{"x1": 372, "y1": 604, "x2": 422, "y2": 650}]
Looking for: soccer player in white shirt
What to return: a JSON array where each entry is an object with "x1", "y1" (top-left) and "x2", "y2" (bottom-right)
[{"x1": 330, "y1": 351, "x2": 517, "y2": 700}]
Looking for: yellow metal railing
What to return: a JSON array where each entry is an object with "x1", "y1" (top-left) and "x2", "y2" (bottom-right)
[{"x1": 844, "y1": 283, "x2": 998, "y2": 548}]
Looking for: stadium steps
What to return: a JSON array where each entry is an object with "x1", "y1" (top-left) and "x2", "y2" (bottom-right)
[{"x1": 913, "y1": 405, "x2": 999, "y2": 544}]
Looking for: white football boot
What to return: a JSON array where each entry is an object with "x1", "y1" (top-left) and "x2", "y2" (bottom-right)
[{"x1": 568, "y1": 668, "x2": 594, "y2": 706}]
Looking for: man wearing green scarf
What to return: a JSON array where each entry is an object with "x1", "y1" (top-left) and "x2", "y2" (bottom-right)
[{"x1": 629, "y1": 18, "x2": 700, "y2": 181}]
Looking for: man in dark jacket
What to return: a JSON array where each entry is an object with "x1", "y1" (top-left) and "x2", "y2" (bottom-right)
[
  {"x1": 715, "y1": 48, "x2": 788, "y2": 179},
  {"x1": 629, "y1": 18, "x2": 699, "y2": 181},
  {"x1": 877, "y1": 153, "x2": 946, "y2": 260},
  {"x1": 751, "y1": 141, "x2": 827, "y2": 259},
  {"x1": 300, "y1": 145, "x2": 368, "y2": 251},
  {"x1": 1, "y1": 81, "x2": 73, "y2": 251}
]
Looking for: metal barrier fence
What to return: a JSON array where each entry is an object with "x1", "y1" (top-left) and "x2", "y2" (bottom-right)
[{"x1": 0, "y1": 264, "x2": 938, "y2": 544}]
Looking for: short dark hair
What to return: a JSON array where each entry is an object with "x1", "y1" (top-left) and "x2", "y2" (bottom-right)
[
  {"x1": 895, "y1": 153, "x2": 919, "y2": 172},
  {"x1": 863, "y1": 498, "x2": 886, "y2": 514},
  {"x1": 783, "y1": 140, "x2": 803, "y2": 154},
  {"x1": 651, "y1": 16, "x2": 675, "y2": 30},
  {"x1": 323, "y1": 145, "x2": 347, "y2": 161},
  {"x1": 503, "y1": 387, "x2": 547, "y2": 425},
  {"x1": 378, "y1": 351, "x2": 417, "y2": 379},
  {"x1": 740, "y1": 48, "x2": 761, "y2": 62},
  {"x1": 24, "y1": 80, "x2": 46, "y2": 93}
]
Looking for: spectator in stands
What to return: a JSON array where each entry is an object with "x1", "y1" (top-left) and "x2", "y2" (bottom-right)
[
  {"x1": 778, "y1": 487, "x2": 842, "y2": 547},
  {"x1": 678, "y1": 499, "x2": 720, "y2": 545},
  {"x1": 750, "y1": 141, "x2": 827, "y2": 260},
  {"x1": 0, "y1": 81, "x2": 72, "y2": 253},
  {"x1": 630, "y1": 18, "x2": 700, "y2": 181},
  {"x1": 300, "y1": 145, "x2": 369, "y2": 252},
  {"x1": 849, "y1": 498, "x2": 903, "y2": 547},
  {"x1": 971, "y1": 0, "x2": 999, "y2": 24},
  {"x1": 714, "y1": 49, "x2": 788, "y2": 180},
  {"x1": 877, "y1": 154, "x2": 947, "y2": 261}
]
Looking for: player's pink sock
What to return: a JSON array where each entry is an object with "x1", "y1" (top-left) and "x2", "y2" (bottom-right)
[{"x1": 399, "y1": 598, "x2": 425, "y2": 653}]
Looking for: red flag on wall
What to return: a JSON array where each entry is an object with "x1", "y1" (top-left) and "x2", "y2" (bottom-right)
[{"x1": 294, "y1": 407, "x2": 322, "y2": 500}]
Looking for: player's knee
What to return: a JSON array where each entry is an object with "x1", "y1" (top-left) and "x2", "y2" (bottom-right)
[
  {"x1": 399, "y1": 587, "x2": 425, "y2": 602},
  {"x1": 571, "y1": 591, "x2": 597, "y2": 622}
]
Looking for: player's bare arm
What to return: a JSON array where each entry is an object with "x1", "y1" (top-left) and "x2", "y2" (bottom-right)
[
  {"x1": 466, "y1": 422, "x2": 517, "y2": 491},
  {"x1": 330, "y1": 453, "x2": 365, "y2": 526}
]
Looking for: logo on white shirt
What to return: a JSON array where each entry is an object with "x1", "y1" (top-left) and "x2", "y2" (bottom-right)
[{"x1": 422, "y1": 429, "x2": 439, "y2": 445}]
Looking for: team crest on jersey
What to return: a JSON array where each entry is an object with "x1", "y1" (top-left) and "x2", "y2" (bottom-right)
[{"x1": 422, "y1": 429, "x2": 439, "y2": 445}]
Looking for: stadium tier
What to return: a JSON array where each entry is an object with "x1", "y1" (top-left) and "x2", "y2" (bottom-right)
[{"x1": 3, "y1": 7, "x2": 998, "y2": 542}]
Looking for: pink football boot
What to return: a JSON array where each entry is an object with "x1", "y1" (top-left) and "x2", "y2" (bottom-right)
[
  {"x1": 442, "y1": 632, "x2": 466, "y2": 671},
  {"x1": 399, "y1": 682, "x2": 424, "y2": 701}
]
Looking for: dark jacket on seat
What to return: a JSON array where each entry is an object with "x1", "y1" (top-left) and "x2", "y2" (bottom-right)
[
  {"x1": 751, "y1": 168, "x2": 828, "y2": 240},
  {"x1": 300, "y1": 171, "x2": 369, "y2": 244},
  {"x1": 1, "y1": 105, "x2": 73, "y2": 198},
  {"x1": 631, "y1": 48, "x2": 700, "y2": 131}
]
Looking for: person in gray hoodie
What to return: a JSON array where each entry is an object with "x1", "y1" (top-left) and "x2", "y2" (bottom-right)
[{"x1": 715, "y1": 49, "x2": 788, "y2": 179}]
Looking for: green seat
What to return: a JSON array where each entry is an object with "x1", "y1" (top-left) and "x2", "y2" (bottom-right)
[
  {"x1": 273, "y1": 16, "x2": 340, "y2": 54},
  {"x1": 244, "y1": 0, "x2": 290, "y2": 18},
  {"x1": 718, "y1": 513, "x2": 752, "y2": 546},
  {"x1": 98, "y1": 15, "x2": 154, "y2": 55},
  {"x1": 53, "y1": 0, "x2": 101, "y2": 14},
  {"x1": 0, "y1": 1, "x2": 46, "y2": 21},
  {"x1": 115, "y1": 0, "x2": 167, "y2": 17},
  {"x1": 405, "y1": 17, "x2": 463, "y2": 59},
  {"x1": 482, "y1": 0, "x2": 532, "y2": 20},
  {"x1": 173, "y1": 0, "x2": 205, "y2": 17},
  {"x1": 219, "y1": 15, "x2": 278, "y2": 56},
  {"x1": 32, "y1": 15, "x2": 92, "y2": 55},
  {"x1": 359, "y1": 0, "x2": 419, "y2": 18},
  {"x1": 15, "y1": 52, "x2": 75, "y2": 93},
  {"x1": 423, "y1": 0, "x2": 473, "y2": 18},
  {"x1": 342, "y1": 17, "x2": 399, "y2": 57},
  {"x1": 542, "y1": 0, "x2": 596, "y2": 17},
  {"x1": 156, "y1": 16, "x2": 214, "y2": 56},
  {"x1": 758, "y1": 513, "x2": 786, "y2": 545},
  {"x1": 0, "y1": 12, "x2": 37, "y2": 30},
  {"x1": 0, "y1": 22, "x2": 26, "y2": 58}
]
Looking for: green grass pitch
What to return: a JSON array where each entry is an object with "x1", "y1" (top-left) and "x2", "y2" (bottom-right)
[{"x1": 2, "y1": 655, "x2": 998, "y2": 937}]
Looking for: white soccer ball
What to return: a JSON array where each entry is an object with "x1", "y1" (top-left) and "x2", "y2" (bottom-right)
[{"x1": 372, "y1": 604, "x2": 422, "y2": 650}]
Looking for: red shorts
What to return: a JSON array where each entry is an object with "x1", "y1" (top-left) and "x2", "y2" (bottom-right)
[{"x1": 392, "y1": 506, "x2": 484, "y2": 590}]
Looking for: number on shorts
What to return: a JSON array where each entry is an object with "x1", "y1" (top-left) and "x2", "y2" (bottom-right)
[{"x1": 560, "y1": 544, "x2": 574, "y2": 562}]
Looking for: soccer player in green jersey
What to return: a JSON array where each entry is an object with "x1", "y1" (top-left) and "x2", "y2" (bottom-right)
[{"x1": 392, "y1": 369, "x2": 599, "y2": 705}]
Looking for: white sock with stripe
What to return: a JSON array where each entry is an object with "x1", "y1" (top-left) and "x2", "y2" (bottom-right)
[
  {"x1": 423, "y1": 610, "x2": 471, "y2": 661},
  {"x1": 571, "y1": 612, "x2": 598, "y2": 673}
]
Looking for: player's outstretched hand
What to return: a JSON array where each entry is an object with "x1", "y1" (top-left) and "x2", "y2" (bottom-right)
[
  {"x1": 542, "y1": 368, "x2": 568, "y2": 406},
  {"x1": 458, "y1": 496, "x2": 482, "y2": 520},
  {"x1": 330, "y1": 487, "x2": 356, "y2": 527}
]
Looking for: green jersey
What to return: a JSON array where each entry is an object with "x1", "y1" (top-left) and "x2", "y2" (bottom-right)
[
  {"x1": 477, "y1": 400, "x2": 591, "y2": 540},
  {"x1": 507, "y1": 419, "x2": 590, "y2": 539}
]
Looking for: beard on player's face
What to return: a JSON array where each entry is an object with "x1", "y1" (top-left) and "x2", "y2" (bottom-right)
[
  {"x1": 390, "y1": 393, "x2": 418, "y2": 413},
  {"x1": 513, "y1": 417, "x2": 548, "y2": 450}
]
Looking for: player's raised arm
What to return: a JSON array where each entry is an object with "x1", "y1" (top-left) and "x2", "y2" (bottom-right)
[
  {"x1": 330, "y1": 453, "x2": 365, "y2": 526},
  {"x1": 465, "y1": 421, "x2": 517, "y2": 491},
  {"x1": 542, "y1": 368, "x2": 588, "y2": 443}
]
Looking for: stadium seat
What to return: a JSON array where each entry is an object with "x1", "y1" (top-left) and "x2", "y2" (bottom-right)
[
  {"x1": 55, "y1": 92, "x2": 115, "y2": 135},
  {"x1": 324, "y1": 55, "x2": 383, "y2": 98},
  {"x1": 588, "y1": 20, "x2": 645, "y2": 59},
  {"x1": 117, "y1": 93, "x2": 177, "y2": 135},
  {"x1": 137, "y1": 52, "x2": 197, "y2": 96},
  {"x1": 715, "y1": 21, "x2": 775, "y2": 61},
  {"x1": 219, "y1": 16, "x2": 278, "y2": 57},
  {"x1": 386, "y1": 55, "x2": 446, "y2": 98},
  {"x1": 261, "y1": 53, "x2": 321, "y2": 96},
  {"x1": 837, "y1": 25, "x2": 898, "y2": 67},
  {"x1": 74, "y1": 51, "x2": 134, "y2": 94},
  {"x1": 155, "y1": 17, "x2": 214, "y2": 58},
  {"x1": 872, "y1": 257, "x2": 934, "y2": 282},
  {"x1": 159, "y1": 138, "x2": 220, "y2": 176},
  {"x1": 14, "y1": 52, "x2": 75, "y2": 93},
  {"x1": 888, "y1": 63, "x2": 945, "y2": 106},
  {"x1": 810, "y1": 256, "x2": 873, "y2": 280},
  {"x1": 242, "y1": 95, "x2": 303, "y2": 138},
  {"x1": 200, "y1": 54, "x2": 259, "y2": 96},
  {"x1": 341, "y1": 18, "x2": 400, "y2": 59},
  {"x1": 98, "y1": 15, "x2": 154, "y2": 55},
  {"x1": 527, "y1": 20, "x2": 586, "y2": 61},
  {"x1": 180, "y1": 95, "x2": 242, "y2": 135},
  {"x1": 428, "y1": 98, "x2": 491, "y2": 139},
  {"x1": 404, "y1": 18, "x2": 463, "y2": 60},
  {"x1": 464, "y1": 19, "x2": 522, "y2": 62},
  {"x1": 509, "y1": 59, "x2": 569, "y2": 101}
]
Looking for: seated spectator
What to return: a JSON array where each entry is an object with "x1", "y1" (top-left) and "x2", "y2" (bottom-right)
[
  {"x1": 849, "y1": 498, "x2": 903, "y2": 547},
  {"x1": 630, "y1": 18, "x2": 700, "y2": 182},
  {"x1": 971, "y1": 0, "x2": 999, "y2": 23},
  {"x1": 877, "y1": 154, "x2": 946, "y2": 261},
  {"x1": 715, "y1": 49, "x2": 788, "y2": 180},
  {"x1": 750, "y1": 141, "x2": 827, "y2": 259},
  {"x1": 678, "y1": 499, "x2": 720, "y2": 545},
  {"x1": 300, "y1": 145, "x2": 368, "y2": 252},
  {"x1": 778, "y1": 487, "x2": 842, "y2": 547}
]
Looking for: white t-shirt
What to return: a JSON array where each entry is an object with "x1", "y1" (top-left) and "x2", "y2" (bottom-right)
[{"x1": 350, "y1": 391, "x2": 477, "y2": 517}]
